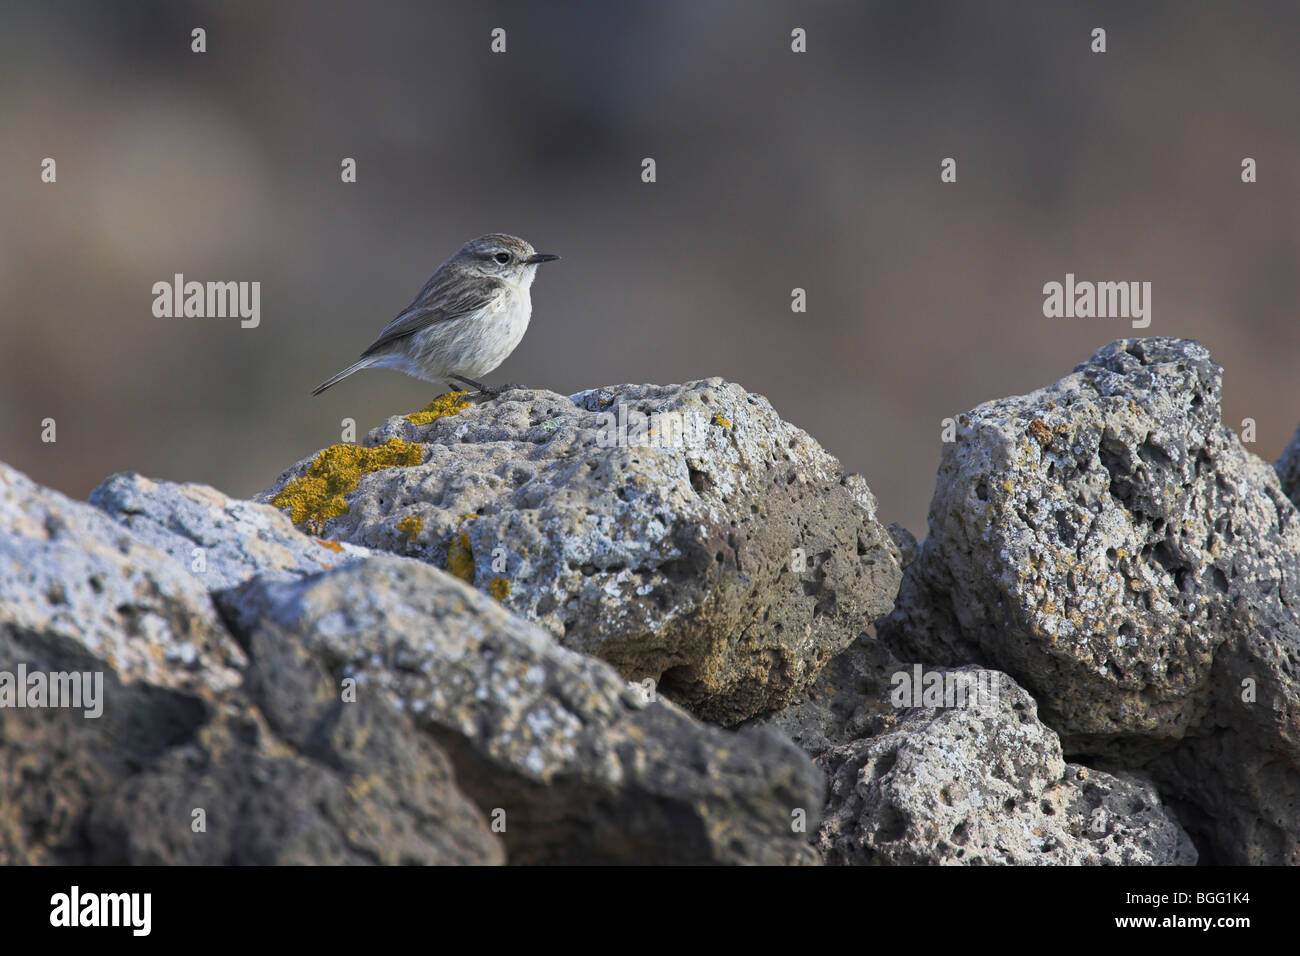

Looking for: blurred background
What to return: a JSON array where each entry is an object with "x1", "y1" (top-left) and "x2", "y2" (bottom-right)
[{"x1": 2, "y1": 0, "x2": 1297, "y2": 537}]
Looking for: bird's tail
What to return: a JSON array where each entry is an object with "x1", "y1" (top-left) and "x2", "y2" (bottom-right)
[{"x1": 311, "y1": 358, "x2": 374, "y2": 396}]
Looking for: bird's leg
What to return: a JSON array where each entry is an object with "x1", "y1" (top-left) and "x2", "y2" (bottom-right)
[{"x1": 452, "y1": 376, "x2": 526, "y2": 397}]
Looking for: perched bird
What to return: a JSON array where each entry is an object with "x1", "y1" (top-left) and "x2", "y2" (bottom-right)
[{"x1": 312, "y1": 233, "x2": 559, "y2": 397}]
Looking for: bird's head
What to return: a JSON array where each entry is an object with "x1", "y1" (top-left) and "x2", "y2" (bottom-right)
[{"x1": 453, "y1": 233, "x2": 560, "y2": 282}]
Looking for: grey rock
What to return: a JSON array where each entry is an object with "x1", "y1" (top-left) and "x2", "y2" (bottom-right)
[
  {"x1": 82, "y1": 624, "x2": 504, "y2": 866},
  {"x1": 1276, "y1": 423, "x2": 1300, "y2": 507},
  {"x1": 879, "y1": 338, "x2": 1300, "y2": 863},
  {"x1": 748, "y1": 635, "x2": 905, "y2": 761},
  {"x1": 219, "y1": 554, "x2": 825, "y2": 865},
  {"x1": 0, "y1": 461, "x2": 501, "y2": 865},
  {"x1": 0, "y1": 461, "x2": 245, "y2": 694},
  {"x1": 259, "y1": 380, "x2": 903, "y2": 725},
  {"x1": 815, "y1": 667, "x2": 1197, "y2": 865},
  {"x1": 754, "y1": 637, "x2": 1196, "y2": 865},
  {"x1": 0, "y1": 618, "x2": 502, "y2": 865},
  {"x1": 886, "y1": 522, "x2": 920, "y2": 571},
  {"x1": 90, "y1": 471, "x2": 373, "y2": 592}
]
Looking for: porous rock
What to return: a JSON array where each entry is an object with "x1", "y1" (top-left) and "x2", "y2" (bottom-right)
[
  {"x1": 81, "y1": 623, "x2": 504, "y2": 865},
  {"x1": 0, "y1": 462, "x2": 499, "y2": 865},
  {"x1": 1276, "y1": 423, "x2": 1300, "y2": 507},
  {"x1": 0, "y1": 621, "x2": 502, "y2": 865},
  {"x1": 0, "y1": 461, "x2": 244, "y2": 694},
  {"x1": 259, "y1": 380, "x2": 903, "y2": 725},
  {"x1": 90, "y1": 471, "x2": 374, "y2": 592},
  {"x1": 814, "y1": 667, "x2": 1196, "y2": 865},
  {"x1": 754, "y1": 637, "x2": 1196, "y2": 865},
  {"x1": 219, "y1": 554, "x2": 825, "y2": 865},
  {"x1": 879, "y1": 338, "x2": 1300, "y2": 863}
]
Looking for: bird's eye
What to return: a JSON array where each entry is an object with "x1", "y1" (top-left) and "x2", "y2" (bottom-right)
[{"x1": 494, "y1": 252, "x2": 511, "y2": 264}]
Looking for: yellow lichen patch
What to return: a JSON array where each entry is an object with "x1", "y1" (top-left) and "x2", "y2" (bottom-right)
[
  {"x1": 271, "y1": 438, "x2": 423, "y2": 526},
  {"x1": 406, "y1": 390, "x2": 470, "y2": 425},
  {"x1": 711, "y1": 413, "x2": 732, "y2": 429},
  {"x1": 488, "y1": 577, "x2": 511, "y2": 600},
  {"x1": 447, "y1": 531, "x2": 474, "y2": 583},
  {"x1": 445, "y1": 513, "x2": 480, "y2": 584},
  {"x1": 397, "y1": 515, "x2": 424, "y2": 544},
  {"x1": 315, "y1": 538, "x2": 344, "y2": 553}
]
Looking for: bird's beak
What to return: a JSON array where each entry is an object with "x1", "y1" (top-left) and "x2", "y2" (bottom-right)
[{"x1": 524, "y1": 253, "x2": 560, "y2": 264}]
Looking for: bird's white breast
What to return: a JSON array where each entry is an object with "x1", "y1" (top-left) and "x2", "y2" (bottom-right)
[{"x1": 405, "y1": 277, "x2": 533, "y2": 381}]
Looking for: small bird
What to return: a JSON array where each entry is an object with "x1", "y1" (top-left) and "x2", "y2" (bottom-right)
[{"x1": 312, "y1": 233, "x2": 560, "y2": 397}]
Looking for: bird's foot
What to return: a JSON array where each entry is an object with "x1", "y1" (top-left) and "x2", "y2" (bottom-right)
[
  {"x1": 452, "y1": 376, "x2": 527, "y2": 398},
  {"x1": 477, "y1": 383, "x2": 528, "y2": 398}
]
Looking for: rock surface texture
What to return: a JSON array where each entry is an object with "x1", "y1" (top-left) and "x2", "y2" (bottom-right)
[
  {"x1": 221, "y1": 556, "x2": 822, "y2": 864},
  {"x1": 753, "y1": 637, "x2": 1196, "y2": 865},
  {"x1": 259, "y1": 380, "x2": 903, "y2": 726},
  {"x1": 90, "y1": 471, "x2": 375, "y2": 591},
  {"x1": 1, "y1": 413, "x2": 827, "y2": 864},
  {"x1": 879, "y1": 338, "x2": 1300, "y2": 864},
  {"x1": 815, "y1": 669, "x2": 1195, "y2": 866},
  {"x1": 1277, "y1": 423, "x2": 1300, "y2": 508},
  {"x1": 2, "y1": 358, "x2": 1295, "y2": 865},
  {"x1": 0, "y1": 463, "x2": 498, "y2": 864}
]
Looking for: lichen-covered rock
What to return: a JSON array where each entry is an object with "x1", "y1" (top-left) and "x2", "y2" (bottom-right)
[
  {"x1": 89, "y1": 471, "x2": 374, "y2": 592},
  {"x1": 0, "y1": 461, "x2": 244, "y2": 694},
  {"x1": 259, "y1": 380, "x2": 903, "y2": 725},
  {"x1": 1, "y1": 461, "x2": 501, "y2": 865},
  {"x1": 1276, "y1": 423, "x2": 1300, "y2": 507},
  {"x1": 219, "y1": 555, "x2": 824, "y2": 865},
  {"x1": 816, "y1": 671, "x2": 1196, "y2": 865},
  {"x1": 880, "y1": 338, "x2": 1300, "y2": 863}
]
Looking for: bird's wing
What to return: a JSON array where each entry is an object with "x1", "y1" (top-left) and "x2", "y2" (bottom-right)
[{"x1": 360, "y1": 272, "x2": 502, "y2": 357}]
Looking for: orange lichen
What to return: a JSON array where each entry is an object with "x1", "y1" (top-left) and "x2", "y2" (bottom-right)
[
  {"x1": 445, "y1": 513, "x2": 480, "y2": 584},
  {"x1": 407, "y1": 390, "x2": 470, "y2": 425},
  {"x1": 270, "y1": 438, "x2": 423, "y2": 526},
  {"x1": 397, "y1": 515, "x2": 424, "y2": 544}
]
